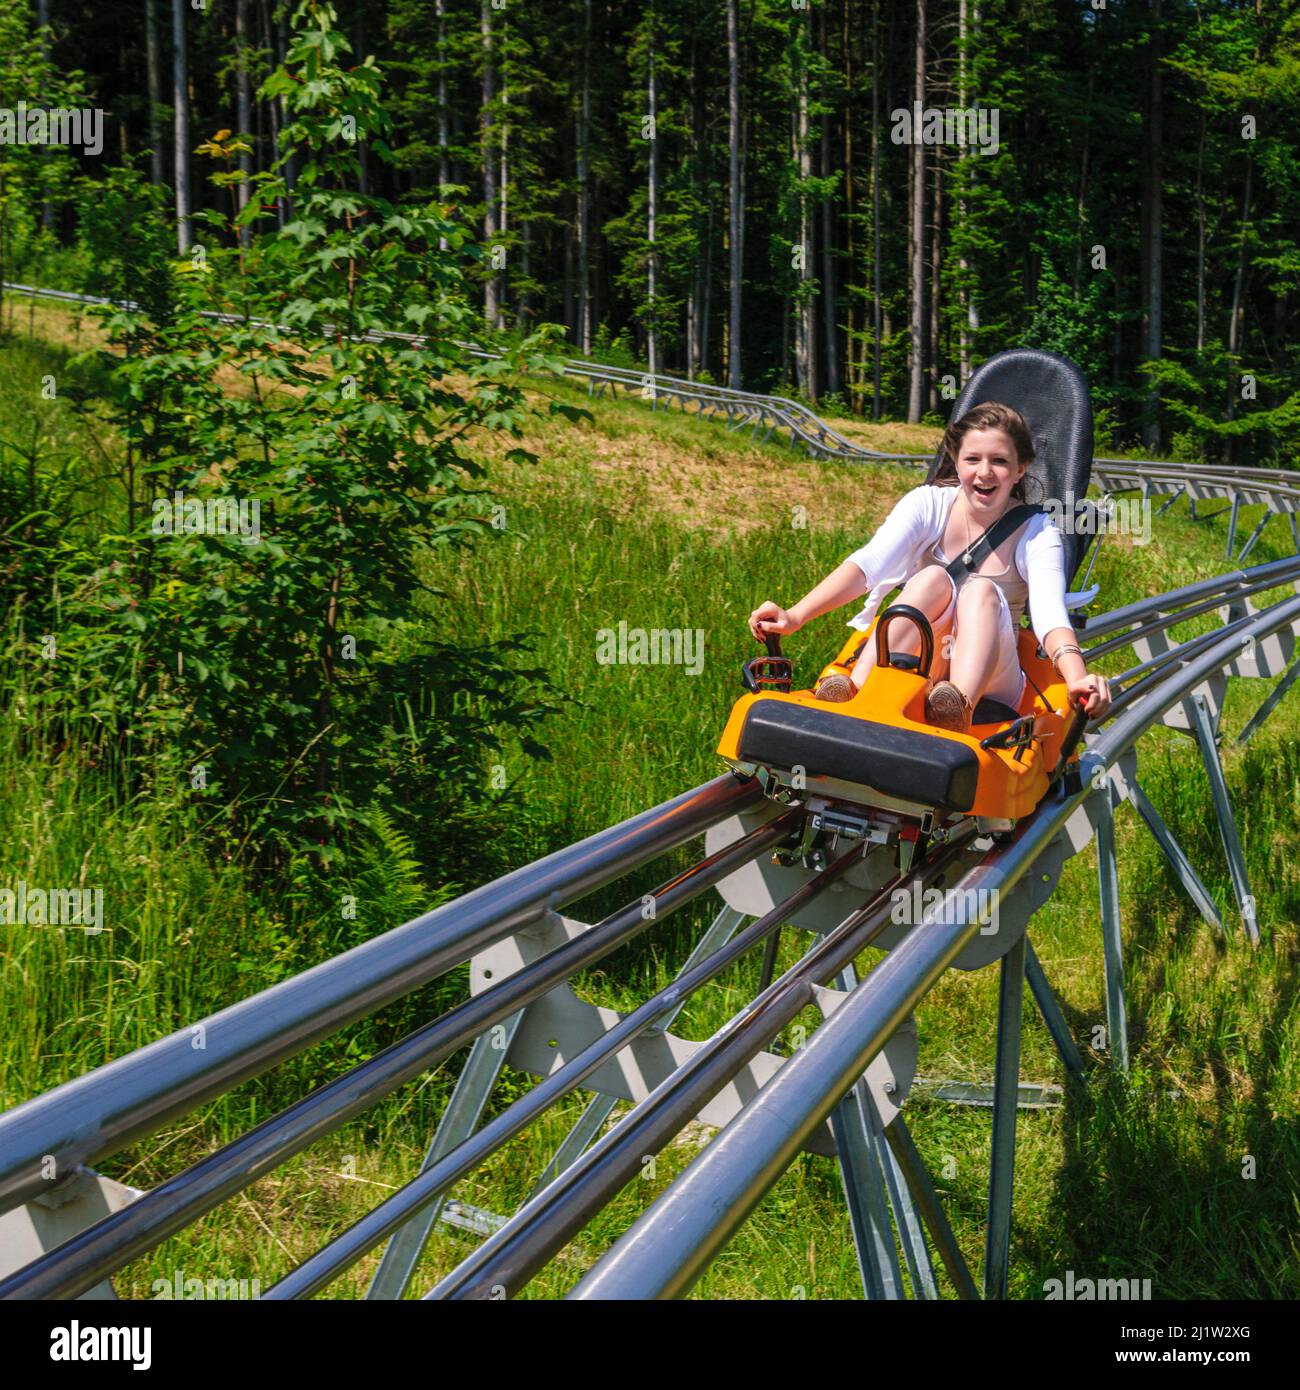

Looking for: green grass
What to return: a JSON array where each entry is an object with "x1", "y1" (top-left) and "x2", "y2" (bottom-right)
[{"x1": 2, "y1": 305, "x2": 1298, "y2": 1300}]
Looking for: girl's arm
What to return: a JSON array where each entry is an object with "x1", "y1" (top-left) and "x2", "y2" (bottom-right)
[
  {"x1": 1042, "y1": 625, "x2": 1110, "y2": 718},
  {"x1": 1022, "y1": 523, "x2": 1111, "y2": 718},
  {"x1": 748, "y1": 488, "x2": 935, "y2": 642},
  {"x1": 749, "y1": 561, "x2": 866, "y2": 640}
]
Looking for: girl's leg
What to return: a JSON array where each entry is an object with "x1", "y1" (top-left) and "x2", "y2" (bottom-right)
[
  {"x1": 849, "y1": 566, "x2": 956, "y2": 690},
  {"x1": 947, "y1": 577, "x2": 1012, "y2": 705}
]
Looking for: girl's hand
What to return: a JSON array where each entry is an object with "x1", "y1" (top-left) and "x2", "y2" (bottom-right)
[
  {"x1": 1067, "y1": 671, "x2": 1111, "y2": 720},
  {"x1": 749, "y1": 602, "x2": 801, "y2": 643}
]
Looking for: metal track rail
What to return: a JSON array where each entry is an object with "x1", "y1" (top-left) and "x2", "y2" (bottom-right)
[{"x1": 0, "y1": 774, "x2": 761, "y2": 1219}]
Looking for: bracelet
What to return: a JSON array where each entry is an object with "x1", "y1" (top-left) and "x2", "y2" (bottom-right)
[{"x1": 1050, "y1": 642, "x2": 1083, "y2": 674}]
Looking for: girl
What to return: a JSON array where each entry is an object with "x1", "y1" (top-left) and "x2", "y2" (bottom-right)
[{"x1": 747, "y1": 401, "x2": 1111, "y2": 732}]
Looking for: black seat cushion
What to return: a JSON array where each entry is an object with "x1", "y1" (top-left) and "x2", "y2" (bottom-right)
[
  {"x1": 738, "y1": 701, "x2": 980, "y2": 813},
  {"x1": 971, "y1": 695, "x2": 1020, "y2": 725},
  {"x1": 927, "y1": 348, "x2": 1095, "y2": 584}
]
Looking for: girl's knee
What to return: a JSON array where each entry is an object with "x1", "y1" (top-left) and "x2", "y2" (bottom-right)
[
  {"x1": 957, "y1": 576, "x2": 1004, "y2": 613},
  {"x1": 902, "y1": 566, "x2": 956, "y2": 614}
]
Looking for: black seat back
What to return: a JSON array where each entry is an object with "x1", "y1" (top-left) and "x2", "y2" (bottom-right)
[{"x1": 925, "y1": 348, "x2": 1095, "y2": 583}]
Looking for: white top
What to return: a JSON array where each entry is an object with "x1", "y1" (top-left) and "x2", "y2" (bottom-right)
[{"x1": 843, "y1": 484, "x2": 1077, "y2": 643}]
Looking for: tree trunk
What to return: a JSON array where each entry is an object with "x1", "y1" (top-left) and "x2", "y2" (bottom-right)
[
  {"x1": 144, "y1": 0, "x2": 165, "y2": 187},
  {"x1": 907, "y1": 0, "x2": 926, "y2": 422},
  {"x1": 261, "y1": 0, "x2": 284, "y2": 228},
  {"x1": 819, "y1": 4, "x2": 840, "y2": 398},
  {"x1": 842, "y1": 0, "x2": 856, "y2": 408},
  {"x1": 354, "y1": 7, "x2": 370, "y2": 195},
  {"x1": 1225, "y1": 153, "x2": 1254, "y2": 466},
  {"x1": 1073, "y1": 66, "x2": 1094, "y2": 297},
  {"x1": 701, "y1": 202, "x2": 713, "y2": 377},
  {"x1": 276, "y1": 4, "x2": 297, "y2": 210},
  {"x1": 236, "y1": 0, "x2": 253, "y2": 248},
  {"x1": 963, "y1": 2, "x2": 981, "y2": 378},
  {"x1": 647, "y1": 8, "x2": 659, "y2": 376},
  {"x1": 794, "y1": 11, "x2": 814, "y2": 400},
  {"x1": 436, "y1": 0, "x2": 448, "y2": 250},
  {"x1": 481, "y1": 0, "x2": 500, "y2": 329},
  {"x1": 957, "y1": 0, "x2": 968, "y2": 380},
  {"x1": 727, "y1": 0, "x2": 744, "y2": 389},
  {"x1": 577, "y1": 0, "x2": 592, "y2": 352},
  {"x1": 36, "y1": 0, "x2": 53, "y2": 227},
  {"x1": 520, "y1": 218, "x2": 533, "y2": 327},
  {"x1": 563, "y1": 216, "x2": 575, "y2": 339},
  {"x1": 929, "y1": 144, "x2": 941, "y2": 414},
  {"x1": 1139, "y1": 0, "x2": 1163, "y2": 452},
  {"x1": 1228, "y1": 161, "x2": 1253, "y2": 358},
  {"x1": 871, "y1": 0, "x2": 882, "y2": 419},
  {"x1": 499, "y1": 78, "x2": 509, "y2": 330},
  {"x1": 171, "y1": 0, "x2": 191, "y2": 253},
  {"x1": 1195, "y1": 110, "x2": 1206, "y2": 351}
]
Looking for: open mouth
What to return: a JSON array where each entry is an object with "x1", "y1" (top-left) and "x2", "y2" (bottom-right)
[{"x1": 972, "y1": 482, "x2": 998, "y2": 498}]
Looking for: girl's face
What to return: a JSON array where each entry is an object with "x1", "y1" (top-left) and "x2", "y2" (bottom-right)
[{"x1": 954, "y1": 428, "x2": 1027, "y2": 516}]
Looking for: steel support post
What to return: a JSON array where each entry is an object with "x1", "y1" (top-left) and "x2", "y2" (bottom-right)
[
  {"x1": 824, "y1": 959, "x2": 909, "y2": 1300},
  {"x1": 1186, "y1": 693, "x2": 1259, "y2": 944},
  {"x1": 1226, "y1": 491, "x2": 1242, "y2": 557},
  {"x1": 1236, "y1": 651, "x2": 1300, "y2": 747},
  {"x1": 1094, "y1": 790, "x2": 1129, "y2": 1073},
  {"x1": 1024, "y1": 943, "x2": 1086, "y2": 1082},
  {"x1": 367, "y1": 1011, "x2": 525, "y2": 1300},
  {"x1": 1237, "y1": 512, "x2": 1271, "y2": 563},
  {"x1": 527, "y1": 906, "x2": 748, "y2": 1200},
  {"x1": 982, "y1": 934, "x2": 1027, "y2": 1301},
  {"x1": 883, "y1": 1117, "x2": 980, "y2": 1300},
  {"x1": 1128, "y1": 780, "x2": 1223, "y2": 933},
  {"x1": 868, "y1": 1089, "x2": 938, "y2": 1299},
  {"x1": 828, "y1": 1074, "x2": 904, "y2": 1299},
  {"x1": 1156, "y1": 486, "x2": 1185, "y2": 518}
]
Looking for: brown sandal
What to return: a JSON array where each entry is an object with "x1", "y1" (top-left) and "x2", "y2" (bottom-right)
[
  {"x1": 925, "y1": 679, "x2": 973, "y2": 732},
  {"x1": 813, "y1": 673, "x2": 856, "y2": 703}
]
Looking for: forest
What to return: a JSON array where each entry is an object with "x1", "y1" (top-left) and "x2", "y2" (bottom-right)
[{"x1": 5, "y1": 0, "x2": 1298, "y2": 458}]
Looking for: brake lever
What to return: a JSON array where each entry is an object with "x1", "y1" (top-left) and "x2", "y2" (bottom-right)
[{"x1": 742, "y1": 631, "x2": 793, "y2": 694}]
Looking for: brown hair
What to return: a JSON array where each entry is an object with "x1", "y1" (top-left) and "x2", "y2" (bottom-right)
[{"x1": 934, "y1": 401, "x2": 1036, "y2": 502}]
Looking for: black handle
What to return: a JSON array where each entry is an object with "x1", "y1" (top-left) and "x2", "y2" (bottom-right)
[
  {"x1": 1057, "y1": 695, "x2": 1089, "y2": 765},
  {"x1": 874, "y1": 604, "x2": 935, "y2": 678},
  {"x1": 742, "y1": 629, "x2": 793, "y2": 694}
]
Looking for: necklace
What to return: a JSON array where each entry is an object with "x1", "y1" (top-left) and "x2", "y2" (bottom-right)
[{"x1": 959, "y1": 494, "x2": 978, "y2": 566}]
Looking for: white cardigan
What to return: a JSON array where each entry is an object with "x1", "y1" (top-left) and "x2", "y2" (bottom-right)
[{"x1": 844, "y1": 484, "x2": 1081, "y2": 643}]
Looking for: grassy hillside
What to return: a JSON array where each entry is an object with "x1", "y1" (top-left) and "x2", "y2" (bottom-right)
[{"x1": 1, "y1": 300, "x2": 1297, "y2": 1299}]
